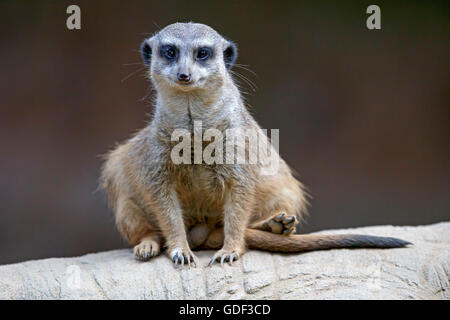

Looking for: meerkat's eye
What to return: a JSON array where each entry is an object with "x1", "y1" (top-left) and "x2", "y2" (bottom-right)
[
  {"x1": 196, "y1": 47, "x2": 212, "y2": 61},
  {"x1": 161, "y1": 45, "x2": 177, "y2": 60}
]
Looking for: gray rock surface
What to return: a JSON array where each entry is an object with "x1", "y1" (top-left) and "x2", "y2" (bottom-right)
[{"x1": 0, "y1": 223, "x2": 449, "y2": 300}]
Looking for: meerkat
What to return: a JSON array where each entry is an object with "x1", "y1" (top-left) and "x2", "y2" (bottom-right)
[{"x1": 100, "y1": 22, "x2": 410, "y2": 267}]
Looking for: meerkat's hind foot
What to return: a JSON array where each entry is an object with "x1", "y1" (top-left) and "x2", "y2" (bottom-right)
[
  {"x1": 267, "y1": 212, "x2": 298, "y2": 235},
  {"x1": 133, "y1": 237, "x2": 161, "y2": 261}
]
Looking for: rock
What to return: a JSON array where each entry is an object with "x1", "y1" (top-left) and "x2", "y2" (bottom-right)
[{"x1": 0, "y1": 223, "x2": 448, "y2": 300}]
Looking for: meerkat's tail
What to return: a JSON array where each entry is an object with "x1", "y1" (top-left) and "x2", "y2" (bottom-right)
[{"x1": 244, "y1": 229, "x2": 412, "y2": 253}]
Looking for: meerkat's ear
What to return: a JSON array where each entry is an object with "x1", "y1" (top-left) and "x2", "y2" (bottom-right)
[
  {"x1": 140, "y1": 38, "x2": 152, "y2": 66},
  {"x1": 223, "y1": 40, "x2": 237, "y2": 69}
]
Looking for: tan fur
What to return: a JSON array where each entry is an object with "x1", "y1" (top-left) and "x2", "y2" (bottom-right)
[{"x1": 100, "y1": 23, "x2": 409, "y2": 266}]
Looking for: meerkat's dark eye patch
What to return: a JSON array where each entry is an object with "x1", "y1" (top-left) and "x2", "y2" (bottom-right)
[
  {"x1": 160, "y1": 45, "x2": 178, "y2": 61},
  {"x1": 223, "y1": 41, "x2": 237, "y2": 69},
  {"x1": 140, "y1": 40, "x2": 152, "y2": 66},
  {"x1": 196, "y1": 47, "x2": 212, "y2": 61}
]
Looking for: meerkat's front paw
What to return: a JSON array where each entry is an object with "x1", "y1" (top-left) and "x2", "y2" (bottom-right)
[
  {"x1": 133, "y1": 238, "x2": 160, "y2": 261},
  {"x1": 208, "y1": 248, "x2": 242, "y2": 266},
  {"x1": 168, "y1": 246, "x2": 198, "y2": 267},
  {"x1": 267, "y1": 212, "x2": 297, "y2": 235}
]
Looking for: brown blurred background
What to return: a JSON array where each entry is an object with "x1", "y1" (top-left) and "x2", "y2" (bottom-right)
[{"x1": 0, "y1": 1, "x2": 448, "y2": 265}]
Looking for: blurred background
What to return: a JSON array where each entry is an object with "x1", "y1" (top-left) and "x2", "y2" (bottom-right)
[{"x1": 0, "y1": 0, "x2": 448, "y2": 265}]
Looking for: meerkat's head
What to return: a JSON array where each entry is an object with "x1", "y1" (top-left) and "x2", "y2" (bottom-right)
[{"x1": 141, "y1": 22, "x2": 237, "y2": 93}]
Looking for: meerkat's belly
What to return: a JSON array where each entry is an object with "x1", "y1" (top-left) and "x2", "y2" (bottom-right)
[{"x1": 174, "y1": 165, "x2": 227, "y2": 227}]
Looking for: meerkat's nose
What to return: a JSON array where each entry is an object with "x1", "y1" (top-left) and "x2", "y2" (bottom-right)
[{"x1": 177, "y1": 73, "x2": 191, "y2": 82}]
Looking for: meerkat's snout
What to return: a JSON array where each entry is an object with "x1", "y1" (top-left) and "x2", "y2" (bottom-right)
[{"x1": 177, "y1": 72, "x2": 191, "y2": 83}]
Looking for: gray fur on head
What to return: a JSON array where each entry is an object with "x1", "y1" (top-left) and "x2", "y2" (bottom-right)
[{"x1": 140, "y1": 22, "x2": 237, "y2": 92}]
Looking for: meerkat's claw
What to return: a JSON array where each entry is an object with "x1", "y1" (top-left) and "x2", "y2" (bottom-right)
[
  {"x1": 170, "y1": 247, "x2": 197, "y2": 267},
  {"x1": 208, "y1": 249, "x2": 240, "y2": 267},
  {"x1": 220, "y1": 255, "x2": 227, "y2": 266},
  {"x1": 133, "y1": 239, "x2": 160, "y2": 261},
  {"x1": 266, "y1": 212, "x2": 298, "y2": 235}
]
